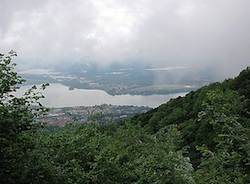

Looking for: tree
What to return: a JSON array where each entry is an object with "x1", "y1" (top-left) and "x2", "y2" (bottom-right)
[
  {"x1": 0, "y1": 51, "x2": 48, "y2": 183},
  {"x1": 195, "y1": 89, "x2": 250, "y2": 183}
]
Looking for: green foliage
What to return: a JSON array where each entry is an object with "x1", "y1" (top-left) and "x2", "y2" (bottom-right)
[
  {"x1": 15, "y1": 123, "x2": 194, "y2": 184},
  {"x1": 194, "y1": 89, "x2": 249, "y2": 183},
  {"x1": 0, "y1": 52, "x2": 49, "y2": 183},
  {"x1": 133, "y1": 67, "x2": 250, "y2": 183}
]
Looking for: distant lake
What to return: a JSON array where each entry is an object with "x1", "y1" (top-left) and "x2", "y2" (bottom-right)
[{"x1": 18, "y1": 83, "x2": 187, "y2": 108}]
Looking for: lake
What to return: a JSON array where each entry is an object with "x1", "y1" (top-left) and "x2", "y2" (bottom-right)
[{"x1": 18, "y1": 83, "x2": 187, "y2": 108}]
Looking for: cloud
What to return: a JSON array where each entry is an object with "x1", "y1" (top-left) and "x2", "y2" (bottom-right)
[{"x1": 0, "y1": 0, "x2": 250, "y2": 75}]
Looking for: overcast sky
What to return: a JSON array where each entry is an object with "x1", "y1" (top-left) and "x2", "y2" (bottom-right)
[{"x1": 0, "y1": 0, "x2": 250, "y2": 74}]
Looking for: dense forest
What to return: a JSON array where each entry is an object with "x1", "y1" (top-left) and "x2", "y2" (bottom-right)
[{"x1": 0, "y1": 52, "x2": 249, "y2": 183}]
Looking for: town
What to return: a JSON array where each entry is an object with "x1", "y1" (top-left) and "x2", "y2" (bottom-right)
[{"x1": 40, "y1": 104, "x2": 151, "y2": 126}]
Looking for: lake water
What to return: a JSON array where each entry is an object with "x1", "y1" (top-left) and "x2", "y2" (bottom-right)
[{"x1": 18, "y1": 83, "x2": 187, "y2": 108}]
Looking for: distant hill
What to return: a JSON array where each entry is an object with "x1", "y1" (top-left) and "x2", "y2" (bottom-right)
[{"x1": 20, "y1": 62, "x2": 217, "y2": 95}]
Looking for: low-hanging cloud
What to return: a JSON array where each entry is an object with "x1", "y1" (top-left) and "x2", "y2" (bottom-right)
[{"x1": 0, "y1": 0, "x2": 250, "y2": 76}]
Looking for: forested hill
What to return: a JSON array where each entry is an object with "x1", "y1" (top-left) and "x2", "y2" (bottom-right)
[
  {"x1": 133, "y1": 67, "x2": 250, "y2": 167},
  {"x1": 134, "y1": 67, "x2": 250, "y2": 129}
]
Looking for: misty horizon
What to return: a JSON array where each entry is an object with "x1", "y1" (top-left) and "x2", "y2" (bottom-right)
[{"x1": 1, "y1": 0, "x2": 250, "y2": 79}]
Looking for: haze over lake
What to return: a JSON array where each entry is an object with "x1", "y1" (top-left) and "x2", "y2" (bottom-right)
[{"x1": 19, "y1": 83, "x2": 187, "y2": 108}]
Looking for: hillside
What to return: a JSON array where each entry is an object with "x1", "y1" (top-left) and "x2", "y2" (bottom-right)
[
  {"x1": 0, "y1": 53, "x2": 249, "y2": 184},
  {"x1": 133, "y1": 67, "x2": 250, "y2": 167}
]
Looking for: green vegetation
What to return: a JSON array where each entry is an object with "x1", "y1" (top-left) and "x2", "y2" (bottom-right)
[
  {"x1": 0, "y1": 52, "x2": 249, "y2": 183},
  {"x1": 133, "y1": 67, "x2": 250, "y2": 183}
]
